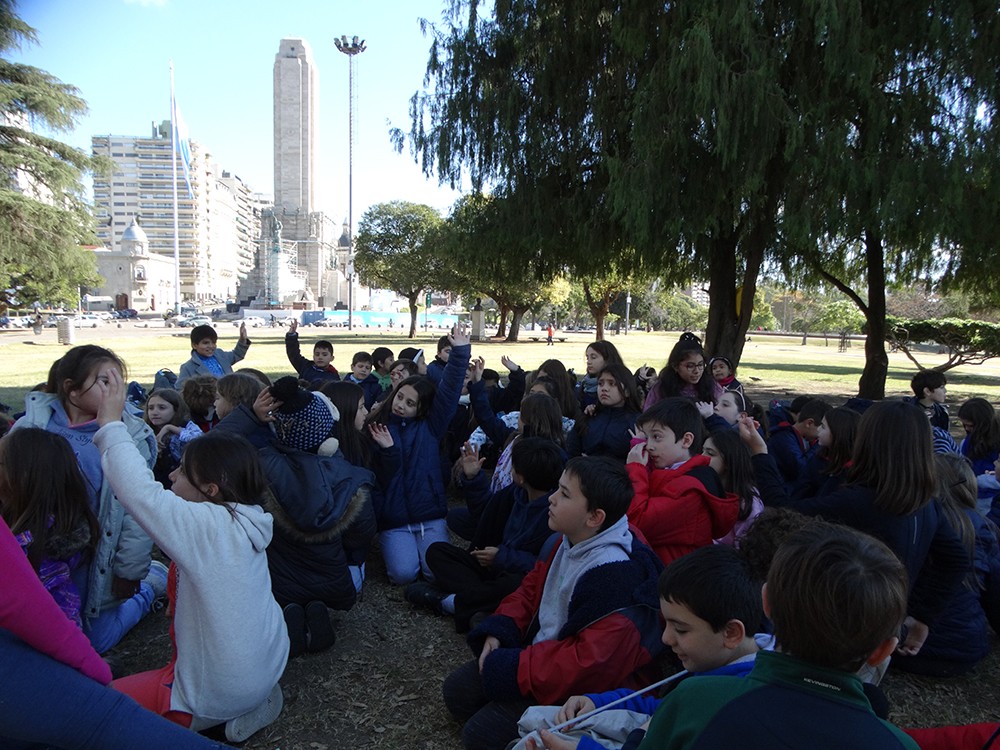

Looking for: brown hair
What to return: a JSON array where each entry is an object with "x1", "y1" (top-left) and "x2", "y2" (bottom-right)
[
  {"x1": 0, "y1": 428, "x2": 99, "y2": 570},
  {"x1": 179, "y1": 431, "x2": 269, "y2": 509},
  {"x1": 217, "y1": 373, "x2": 265, "y2": 411},
  {"x1": 847, "y1": 400, "x2": 935, "y2": 515},
  {"x1": 181, "y1": 375, "x2": 218, "y2": 418},
  {"x1": 768, "y1": 522, "x2": 907, "y2": 672},
  {"x1": 820, "y1": 406, "x2": 860, "y2": 476}
]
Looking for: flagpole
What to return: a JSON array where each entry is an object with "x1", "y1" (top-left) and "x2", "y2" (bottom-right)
[{"x1": 170, "y1": 61, "x2": 181, "y2": 314}]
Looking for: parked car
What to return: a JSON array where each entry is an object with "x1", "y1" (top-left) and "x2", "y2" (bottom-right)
[
  {"x1": 311, "y1": 318, "x2": 333, "y2": 327},
  {"x1": 73, "y1": 314, "x2": 102, "y2": 328},
  {"x1": 235, "y1": 316, "x2": 266, "y2": 328},
  {"x1": 176, "y1": 315, "x2": 212, "y2": 328}
]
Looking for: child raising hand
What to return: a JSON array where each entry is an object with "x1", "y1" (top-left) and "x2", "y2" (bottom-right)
[{"x1": 94, "y1": 367, "x2": 288, "y2": 742}]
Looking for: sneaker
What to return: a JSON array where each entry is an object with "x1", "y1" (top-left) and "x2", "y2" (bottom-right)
[
  {"x1": 305, "y1": 600, "x2": 336, "y2": 653},
  {"x1": 144, "y1": 560, "x2": 169, "y2": 603},
  {"x1": 224, "y1": 683, "x2": 283, "y2": 743},
  {"x1": 403, "y1": 582, "x2": 445, "y2": 615},
  {"x1": 283, "y1": 603, "x2": 307, "y2": 659}
]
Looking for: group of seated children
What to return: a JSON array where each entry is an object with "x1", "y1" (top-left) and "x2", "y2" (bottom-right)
[{"x1": 4, "y1": 322, "x2": 1000, "y2": 749}]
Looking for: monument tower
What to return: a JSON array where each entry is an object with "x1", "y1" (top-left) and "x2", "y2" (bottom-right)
[
  {"x1": 273, "y1": 38, "x2": 316, "y2": 215},
  {"x1": 243, "y1": 37, "x2": 340, "y2": 308}
]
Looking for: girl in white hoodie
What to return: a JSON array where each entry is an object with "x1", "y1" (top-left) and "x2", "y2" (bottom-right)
[{"x1": 94, "y1": 367, "x2": 289, "y2": 743}]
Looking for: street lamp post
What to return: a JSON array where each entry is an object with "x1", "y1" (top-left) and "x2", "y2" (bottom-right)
[{"x1": 334, "y1": 34, "x2": 366, "y2": 331}]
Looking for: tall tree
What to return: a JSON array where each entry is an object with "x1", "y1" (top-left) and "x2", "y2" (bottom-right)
[
  {"x1": 0, "y1": 1, "x2": 104, "y2": 309},
  {"x1": 438, "y1": 193, "x2": 558, "y2": 341},
  {"x1": 776, "y1": 2, "x2": 998, "y2": 398},
  {"x1": 354, "y1": 201, "x2": 444, "y2": 338}
]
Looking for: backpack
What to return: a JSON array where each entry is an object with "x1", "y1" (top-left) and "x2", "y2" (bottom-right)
[
  {"x1": 153, "y1": 368, "x2": 178, "y2": 391},
  {"x1": 126, "y1": 381, "x2": 148, "y2": 408}
]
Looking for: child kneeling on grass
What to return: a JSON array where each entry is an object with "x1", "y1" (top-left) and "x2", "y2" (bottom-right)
[{"x1": 441, "y1": 456, "x2": 664, "y2": 750}]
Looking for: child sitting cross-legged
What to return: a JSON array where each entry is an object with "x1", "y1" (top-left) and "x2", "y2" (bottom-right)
[
  {"x1": 408, "y1": 437, "x2": 566, "y2": 632},
  {"x1": 632, "y1": 522, "x2": 920, "y2": 750},
  {"x1": 517, "y1": 544, "x2": 768, "y2": 750},
  {"x1": 442, "y1": 456, "x2": 664, "y2": 750},
  {"x1": 626, "y1": 397, "x2": 740, "y2": 566}
]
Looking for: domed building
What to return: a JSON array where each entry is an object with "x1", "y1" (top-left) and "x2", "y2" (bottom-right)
[{"x1": 86, "y1": 217, "x2": 177, "y2": 312}]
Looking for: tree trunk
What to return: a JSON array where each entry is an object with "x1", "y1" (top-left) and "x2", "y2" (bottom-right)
[
  {"x1": 857, "y1": 228, "x2": 889, "y2": 399},
  {"x1": 495, "y1": 303, "x2": 509, "y2": 338},
  {"x1": 582, "y1": 281, "x2": 611, "y2": 341},
  {"x1": 407, "y1": 294, "x2": 419, "y2": 338},
  {"x1": 505, "y1": 305, "x2": 531, "y2": 341}
]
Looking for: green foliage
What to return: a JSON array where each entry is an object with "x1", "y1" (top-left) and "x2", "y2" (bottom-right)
[
  {"x1": 404, "y1": 0, "x2": 998, "y2": 396},
  {"x1": 354, "y1": 201, "x2": 445, "y2": 337},
  {"x1": 0, "y1": 1, "x2": 104, "y2": 309},
  {"x1": 749, "y1": 296, "x2": 778, "y2": 332},
  {"x1": 886, "y1": 316, "x2": 1000, "y2": 372},
  {"x1": 438, "y1": 193, "x2": 559, "y2": 340},
  {"x1": 815, "y1": 301, "x2": 866, "y2": 336}
]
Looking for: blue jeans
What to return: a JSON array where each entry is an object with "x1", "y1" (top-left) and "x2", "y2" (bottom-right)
[
  {"x1": 0, "y1": 629, "x2": 229, "y2": 750},
  {"x1": 85, "y1": 580, "x2": 156, "y2": 654},
  {"x1": 379, "y1": 519, "x2": 450, "y2": 585}
]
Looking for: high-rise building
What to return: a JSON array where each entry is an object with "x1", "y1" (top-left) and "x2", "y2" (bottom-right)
[{"x1": 92, "y1": 123, "x2": 261, "y2": 301}]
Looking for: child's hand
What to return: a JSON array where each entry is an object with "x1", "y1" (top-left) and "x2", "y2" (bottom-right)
[
  {"x1": 96, "y1": 367, "x2": 127, "y2": 427},
  {"x1": 470, "y1": 356, "x2": 485, "y2": 383},
  {"x1": 289, "y1": 319, "x2": 298, "y2": 334},
  {"x1": 694, "y1": 401, "x2": 714, "y2": 419},
  {"x1": 253, "y1": 386, "x2": 282, "y2": 423},
  {"x1": 500, "y1": 355, "x2": 519, "y2": 373},
  {"x1": 554, "y1": 695, "x2": 596, "y2": 726},
  {"x1": 239, "y1": 322, "x2": 248, "y2": 343},
  {"x1": 368, "y1": 423, "x2": 394, "y2": 448},
  {"x1": 449, "y1": 323, "x2": 471, "y2": 347},
  {"x1": 479, "y1": 635, "x2": 500, "y2": 672},
  {"x1": 896, "y1": 616, "x2": 929, "y2": 656},
  {"x1": 156, "y1": 424, "x2": 180, "y2": 447},
  {"x1": 627, "y1": 441, "x2": 648, "y2": 466},
  {"x1": 471, "y1": 546, "x2": 498, "y2": 568},
  {"x1": 583, "y1": 403, "x2": 597, "y2": 417},
  {"x1": 460, "y1": 441, "x2": 485, "y2": 478},
  {"x1": 737, "y1": 415, "x2": 767, "y2": 455}
]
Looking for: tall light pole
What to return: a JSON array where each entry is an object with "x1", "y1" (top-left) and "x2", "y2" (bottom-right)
[{"x1": 334, "y1": 34, "x2": 366, "y2": 331}]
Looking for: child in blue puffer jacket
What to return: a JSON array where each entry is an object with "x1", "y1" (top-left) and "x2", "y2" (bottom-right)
[{"x1": 366, "y1": 325, "x2": 472, "y2": 585}]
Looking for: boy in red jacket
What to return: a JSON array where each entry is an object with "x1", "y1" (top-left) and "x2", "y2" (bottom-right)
[{"x1": 627, "y1": 398, "x2": 739, "y2": 565}]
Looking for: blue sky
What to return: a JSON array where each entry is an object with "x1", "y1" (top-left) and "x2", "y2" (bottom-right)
[{"x1": 12, "y1": 0, "x2": 466, "y2": 220}]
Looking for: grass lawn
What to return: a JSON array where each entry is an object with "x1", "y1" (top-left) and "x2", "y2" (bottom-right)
[{"x1": 2, "y1": 322, "x2": 999, "y2": 415}]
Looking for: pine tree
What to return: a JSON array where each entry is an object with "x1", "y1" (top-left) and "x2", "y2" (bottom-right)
[{"x1": 0, "y1": 0, "x2": 103, "y2": 309}]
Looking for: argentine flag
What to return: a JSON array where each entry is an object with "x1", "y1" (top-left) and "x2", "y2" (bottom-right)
[{"x1": 172, "y1": 97, "x2": 193, "y2": 199}]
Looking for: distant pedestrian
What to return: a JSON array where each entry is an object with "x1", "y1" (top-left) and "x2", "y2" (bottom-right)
[
  {"x1": 32, "y1": 314, "x2": 43, "y2": 336},
  {"x1": 546, "y1": 324, "x2": 554, "y2": 346}
]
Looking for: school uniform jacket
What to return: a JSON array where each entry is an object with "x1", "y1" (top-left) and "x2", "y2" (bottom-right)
[
  {"x1": 375, "y1": 343, "x2": 471, "y2": 530},
  {"x1": 638, "y1": 650, "x2": 919, "y2": 749},
  {"x1": 176, "y1": 338, "x2": 250, "y2": 388},
  {"x1": 627, "y1": 454, "x2": 740, "y2": 566},
  {"x1": 467, "y1": 520, "x2": 664, "y2": 706},
  {"x1": 752, "y1": 452, "x2": 968, "y2": 629}
]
